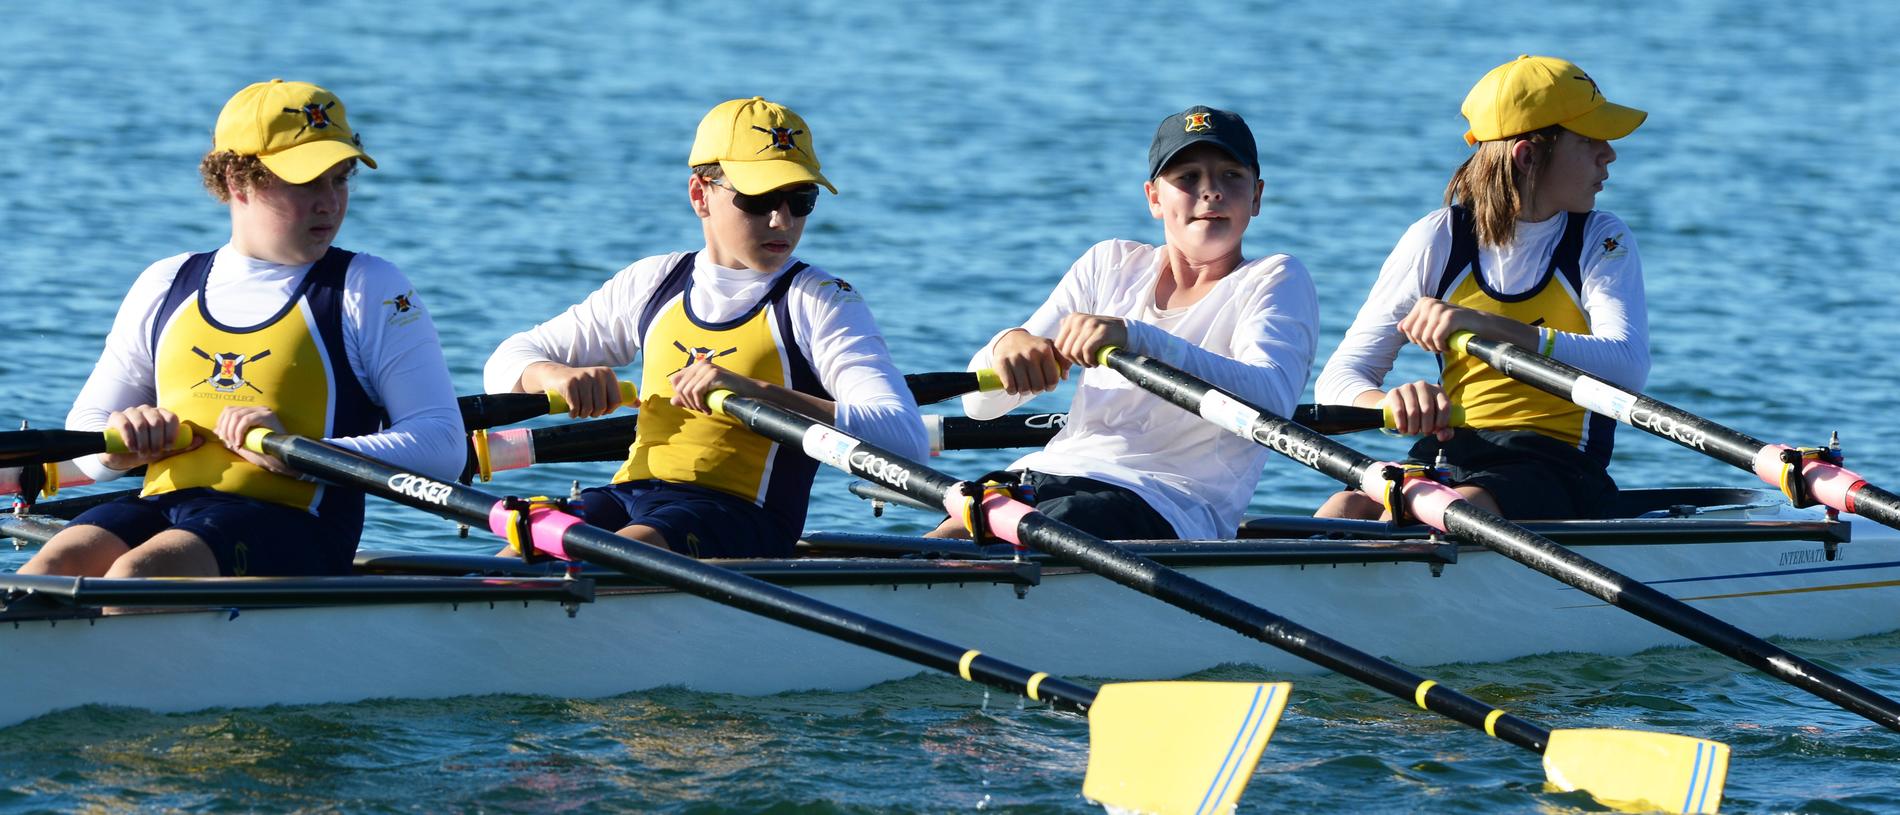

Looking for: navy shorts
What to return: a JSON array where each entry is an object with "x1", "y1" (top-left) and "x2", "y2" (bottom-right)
[
  {"x1": 1406, "y1": 428, "x2": 1619, "y2": 520},
  {"x1": 1014, "y1": 471, "x2": 1179, "y2": 541},
  {"x1": 574, "y1": 480, "x2": 795, "y2": 559},
  {"x1": 68, "y1": 488, "x2": 357, "y2": 576}
]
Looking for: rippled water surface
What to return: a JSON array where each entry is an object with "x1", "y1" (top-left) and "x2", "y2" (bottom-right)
[{"x1": 2, "y1": 1, "x2": 1898, "y2": 812}]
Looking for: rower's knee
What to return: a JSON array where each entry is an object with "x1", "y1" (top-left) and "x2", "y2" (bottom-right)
[
  {"x1": 923, "y1": 516, "x2": 970, "y2": 539},
  {"x1": 19, "y1": 526, "x2": 131, "y2": 577},
  {"x1": 1453, "y1": 485, "x2": 1502, "y2": 515},
  {"x1": 616, "y1": 524, "x2": 671, "y2": 550},
  {"x1": 103, "y1": 531, "x2": 218, "y2": 578},
  {"x1": 1315, "y1": 490, "x2": 1382, "y2": 520}
]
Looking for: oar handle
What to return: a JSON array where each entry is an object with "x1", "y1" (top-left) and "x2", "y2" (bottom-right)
[
  {"x1": 102, "y1": 424, "x2": 195, "y2": 455},
  {"x1": 904, "y1": 369, "x2": 1003, "y2": 406},
  {"x1": 543, "y1": 381, "x2": 639, "y2": 416}
]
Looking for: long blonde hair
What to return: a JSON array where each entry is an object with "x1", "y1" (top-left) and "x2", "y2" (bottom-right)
[{"x1": 1443, "y1": 124, "x2": 1563, "y2": 247}]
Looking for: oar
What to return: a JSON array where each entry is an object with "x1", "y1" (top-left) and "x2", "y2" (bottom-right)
[
  {"x1": 461, "y1": 402, "x2": 1449, "y2": 485},
  {"x1": 0, "y1": 426, "x2": 194, "y2": 468},
  {"x1": 458, "y1": 381, "x2": 640, "y2": 431},
  {"x1": 0, "y1": 386, "x2": 636, "y2": 501},
  {"x1": 1098, "y1": 345, "x2": 1900, "y2": 733},
  {"x1": 905, "y1": 369, "x2": 1003, "y2": 405},
  {"x1": 706, "y1": 389, "x2": 1727, "y2": 813},
  {"x1": 1454, "y1": 332, "x2": 1900, "y2": 533},
  {"x1": 240, "y1": 429, "x2": 1286, "y2": 815}
]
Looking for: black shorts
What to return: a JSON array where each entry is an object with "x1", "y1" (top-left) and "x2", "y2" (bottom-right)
[
  {"x1": 68, "y1": 488, "x2": 358, "y2": 576},
  {"x1": 1405, "y1": 429, "x2": 1619, "y2": 520},
  {"x1": 575, "y1": 480, "x2": 794, "y2": 559},
  {"x1": 1014, "y1": 471, "x2": 1179, "y2": 540}
]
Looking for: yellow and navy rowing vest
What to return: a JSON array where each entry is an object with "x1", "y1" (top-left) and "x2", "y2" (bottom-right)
[
  {"x1": 1435, "y1": 206, "x2": 1616, "y2": 465},
  {"x1": 145, "y1": 248, "x2": 382, "y2": 526},
  {"x1": 613, "y1": 253, "x2": 831, "y2": 533}
]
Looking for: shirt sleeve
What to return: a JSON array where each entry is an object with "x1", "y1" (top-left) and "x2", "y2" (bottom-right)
[
  {"x1": 481, "y1": 255, "x2": 677, "y2": 393},
  {"x1": 1314, "y1": 211, "x2": 1448, "y2": 405},
  {"x1": 1123, "y1": 254, "x2": 1318, "y2": 417},
  {"x1": 326, "y1": 256, "x2": 466, "y2": 481},
  {"x1": 1549, "y1": 215, "x2": 1650, "y2": 389},
  {"x1": 69, "y1": 255, "x2": 190, "y2": 482},
  {"x1": 960, "y1": 242, "x2": 1102, "y2": 420},
  {"x1": 788, "y1": 273, "x2": 928, "y2": 461}
]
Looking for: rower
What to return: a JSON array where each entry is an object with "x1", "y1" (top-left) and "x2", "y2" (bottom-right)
[
  {"x1": 483, "y1": 98, "x2": 926, "y2": 559},
  {"x1": 925, "y1": 106, "x2": 1318, "y2": 542},
  {"x1": 19, "y1": 80, "x2": 464, "y2": 579},
  {"x1": 1314, "y1": 55, "x2": 1649, "y2": 521}
]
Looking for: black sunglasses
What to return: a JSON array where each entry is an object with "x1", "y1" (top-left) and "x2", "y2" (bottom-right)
[{"x1": 709, "y1": 178, "x2": 820, "y2": 217}]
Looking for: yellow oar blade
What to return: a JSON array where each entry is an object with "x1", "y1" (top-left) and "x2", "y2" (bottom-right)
[
  {"x1": 1082, "y1": 681, "x2": 1290, "y2": 815},
  {"x1": 1543, "y1": 728, "x2": 1730, "y2": 814}
]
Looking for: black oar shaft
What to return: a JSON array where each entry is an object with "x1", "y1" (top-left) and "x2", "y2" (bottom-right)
[
  {"x1": 904, "y1": 371, "x2": 983, "y2": 406},
  {"x1": 0, "y1": 430, "x2": 107, "y2": 467},
  {"x1": 713, "y1": 393, "x2": 1554, "y2": 754},
  {"x1": 527, "y1": 414, "x2": 639, "y2": 463},
  {"x1": 249, "y1": 432, "x2": 1095, "y2": 714},
  {"x1": 1103, "y1": 347, "x2": 1900, "y2": 732}
]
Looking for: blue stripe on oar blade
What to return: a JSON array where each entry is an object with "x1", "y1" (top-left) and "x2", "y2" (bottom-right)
[
  {"x1": 1196, "y1": 683, "x2": 1277, "y2": 815},
  {"x1": 1081, "y1": 681, "x2": 1290, "y2": 815}
]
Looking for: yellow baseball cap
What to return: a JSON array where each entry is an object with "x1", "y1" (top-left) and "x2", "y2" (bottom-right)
[
  {"x1": 213, "y1": 79, "x2": 376, "y2": 184},
  {"x1": 1461, "y1": 56, "x2": 1646, "y2": 145},
  {"x1": 688, "y1": 97, "x2": 836, "y2": 195}
]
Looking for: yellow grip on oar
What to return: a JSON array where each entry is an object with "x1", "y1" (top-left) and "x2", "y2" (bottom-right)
[
  {"x1": 241, "y1": 426, "x2": 276, "y2": 454},
  {"x1": 706, "y1": 389, "x2": 735, "y2": 416},
  {"x1": 103, "y1": 423, "x2": 195, "y2": 455},
  {"x1": 1448, "y1": 329, "x2": 1476, "y2": 353},
  {"x1": 974, "y1": 368, "x2": 1003, "y2": 392},
  {"x1": 1095, "y1": 345, "x2": 1121, "y2": 367},
  {"x1": 544, "y1": 381, "x2": 638, "y2": 416},
  {"x1": 1380, "y1": 404, "x2": 1468, "y2": 434}
]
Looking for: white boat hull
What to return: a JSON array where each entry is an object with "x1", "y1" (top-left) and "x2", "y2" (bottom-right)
[{"x1": 5, "y1": 501, "x2": 1897, "y2": 729}]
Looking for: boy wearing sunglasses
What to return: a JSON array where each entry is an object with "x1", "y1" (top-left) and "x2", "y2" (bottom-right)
[{"x1": 485, "y1": 97, "x2": 925, "y2": 559}]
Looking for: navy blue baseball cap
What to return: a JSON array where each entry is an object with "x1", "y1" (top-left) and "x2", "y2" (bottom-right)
[{"x1": 1147, "y1": 106, "x2": 1259, "y2": 180}]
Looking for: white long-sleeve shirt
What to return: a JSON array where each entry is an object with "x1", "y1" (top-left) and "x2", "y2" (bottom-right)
[
  {"x1": 962, "y1": 239, "x2": 1318, "y2": 539},
  {"x1": 1317, "y1": 207, "x2": 1649, "y2": 405},
  {"x1": 71, "y1": 246, "x2": 466, "y2": 482},
  {"x1": 485, "y1": 251, "x2": 928, "y2": 462}
]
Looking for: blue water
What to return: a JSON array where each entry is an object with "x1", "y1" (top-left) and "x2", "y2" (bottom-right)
[{"x1": 3, "y1": 0, "x2": 1898, "y2": 811}]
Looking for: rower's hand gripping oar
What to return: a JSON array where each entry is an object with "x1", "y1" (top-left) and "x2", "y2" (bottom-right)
[
  {"x1": 1452, "y1": 330, "x2": 1900, "y2": 533},
  {"x1": 703, "y1": 389, "x2": 1726, "y2": 813},
  {"x1": 1098, "y1": 344, "x2": 1900, "y2": 738},
  {"x1": 240, "y1": 427, "x2": 1285, "y2": 815}
]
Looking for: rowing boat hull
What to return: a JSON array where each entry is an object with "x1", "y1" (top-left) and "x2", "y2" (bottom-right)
[{"x1": 4, "y1": 498, "x2": 1896, "y2": 728}]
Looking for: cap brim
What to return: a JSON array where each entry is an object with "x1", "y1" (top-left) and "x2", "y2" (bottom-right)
[
  {"x1": 720, "y1": 159, "x2": 836, "y2": 196},
  {"x1": 1561, "y1": 101, "x2": 1647, "y2": 142},
  {"x1": 258, "y1": 139, "x2": 376, "y2": 185},
  {"x1": 1149, "y1": 137, "x2": 1255, "y2": 179}
]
